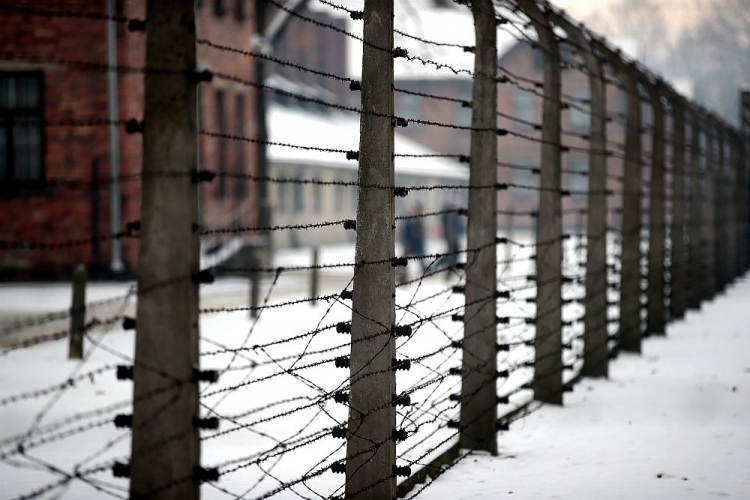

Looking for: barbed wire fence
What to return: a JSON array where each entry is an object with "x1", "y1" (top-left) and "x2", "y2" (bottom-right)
[{"x1": 0, "y1": 0, "x2": 748, "y2": 499}]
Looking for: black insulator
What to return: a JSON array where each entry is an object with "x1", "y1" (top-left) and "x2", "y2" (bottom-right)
[
  {"x1": 452, "y1": 285, "x2": 465, "y2": 294},
  {"x1": 458, "y1": 154, "x2": 470, "y2": 163},
  {"x1": 462, "y1": 46, "x2": 475, "y2": 53},
  {"x1": 336, "y1": 322, "x2": 352, "y2": 334},
  {"x1": 340, "y1": 290, "x2": 353, "y2": 300},
  {"x1": 496, "y1": 343, "x2": 510, "y2": 352},
  {"x1": 334, "y1": 356, "x2": 350, "y2": 368},
  {"x1": 451, "y1": 340, "x2": 462, "y2": 349},
  {"x1": 525, "y1": 318, "x2": 535, "y2": 325},
  {"x1": 496, "y1": 370, "x2": 509, "y2": 378},
  {"x1": 451, "y1": 314, "x2": 464, "y2": 322},
  {"x1": 561, "y1": 189, "x2": 571, "y2": 196},
  {"x1": 563, "y1": 385, "x2": 574, "y2": 393},
  {"x1": 113, "y1": 414, "x2": 132, "y2": 428},
  {"x1": 447, "y1": 420, "x2": 461, "y2": 429},
  {"x1": 455, "y1": 262, "x2": 466, "y2": 270},
  {"x1": 608, "y1": 350, "x2": 619, "y2": 360},
  {"x1": 495, "y1": 75, "x2": 510, "y2": 84},
  {"x1": 192, "y1": 270, "x2": 215, "y2": 284},
  {"x1": 394, "y1": 325, "x2": 412, "y2": 337},
  {"x1": 193, "y1": 466, "x2": 220, "y2": 483},
  {"x1": 348, "y1": 81, "x2": 361, "y2": 91},
  {"x1": 393, "y1": 465, "x2": 411, "y2": 477},
  {"x1": 112, "y1": 462, "x2": 130, "y2": 478},
  {"x1": 124, "y1": 119, "x2": 143, "y2": 134},
  {"x1": 331, "y1": 461, "x2": 346, "y2": 474},
  {"x1": 497, "y1": 395, "x2": 509, "y2": 404},
  {"x1": 449, "y1": 394, "x2": 460, "y2": 402},
  {"x1": 496, "y1": 290, "x2": 510, "y2": 299},
  {"x1": 496, "y1": 183, "x2": 509, "y2": 190},
  {"x1": 497, "y1": 129, "x2": 508, "y2": 136},
  {"x1": 448, "y1": 367, "x2": 462, "y2": 376},
  {"x1": 125, "y1": 220, "x2": 141, "y2": 232},
  {"x1": 393, "y1": 187, "x2": 409, "y2": 198},
  {"x1": 334, "y1": 391, "x2": 349, "y2": 404},
  {"x1": 127, "y1": 19, "x2": 146, "y2": 32},
  {"x1": 392, "y1": 117, "x2": 409, "y2": 128},
  {"x1": 496, "y1": 317, "x2": 510, "y2": 325},
  {"x1": 194, "y1": 417, "x2": 220, "y2": 430},
  {"x1": 392, "y1": 358, "x2": 411, "y2": 371},
  {"x1": 497, "y1": 421, "x2": 510, "y2": 431},
  {"x1": 346, "y1": 150, "x2": 359, "y2": 160},
  {"x1": 392, "y1": 393, "x2": 411, "y2": 407},
  {"x1": 392, "y1": 47, "x2": 408, "y2": 58},
  {"x1": 525, "y1": 298, "x2": 536, "y2": 303},
  {"x1": 192, "y1": 368, "x2": 219, "y2": 383},
  {"x1": 391, "y1": 256, "x2": 408, "y2": 267},
  {"x1": 526, "y1": 275, "x2": 536, "y2": 282},
  {"x1": 392, "y1": 428, "x2": 408, "y2": 441},
  {"x1": 332, "y1": 426, "x2": 347, "y2": 439},
  {"x1": 193, "y1": 170, "x2": 216, "y2": 183},
  {"x1": 535, "y1": 82, "x2": 544, "y2": 89},
  {"x1": 122, "y1": 317, "x2": 136, "y2": 331},
  {"x1": 349, "y1": 10, "x2": 363, "y2": 20},
  {"x1": 564, "y1": 364, "x2": 576, "y2": 371},
  {"x1": 534, "y1": 124, "x2": 542, "y2": 131},
  {"x1": 116, "y1": 365, "x2": 133, "y2": 380},
  {"x1": 189, "y1": 69, "x2": 213, "y2": 84}
]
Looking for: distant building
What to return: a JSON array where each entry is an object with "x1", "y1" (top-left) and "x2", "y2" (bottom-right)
[{"x1": 0, "y1": 0, "x2": 258, "y2": 279}]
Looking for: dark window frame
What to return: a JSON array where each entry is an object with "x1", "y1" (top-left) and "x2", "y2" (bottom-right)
[
  {"x1": 213, "y1": 0, "x2": 225, "y2": 17},
  {"x1": 234, "y1": 0, "x2": 245, "y2": 22},
  {"x1": 0, "y1": 71, "x2": 45, "y2": 189},
  {"x1": 233, "y1": 92, "x2": 246, "y2": 200},
  {"x1": 215, "y1": 89, "x2": 227, "y2": 199}
]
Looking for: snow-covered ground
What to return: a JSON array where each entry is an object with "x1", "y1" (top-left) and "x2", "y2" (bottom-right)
[
  {"x1": 408, "y1": 274, "x2": 750, "y2": 500},
  {"x1": 0, "y1": 231, "x2": 623, "y2": 499}
]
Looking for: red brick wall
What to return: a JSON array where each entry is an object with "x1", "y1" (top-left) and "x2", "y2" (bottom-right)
[{"x1": 0, "y1": 0, "x2": 256, "y2": 279}]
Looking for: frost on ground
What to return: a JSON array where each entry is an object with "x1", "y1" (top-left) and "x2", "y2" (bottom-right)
[{"x1": 409, "y1": 275, "x2": 750, "y2": 500}]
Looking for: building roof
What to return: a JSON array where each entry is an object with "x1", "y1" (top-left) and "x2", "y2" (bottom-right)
[
  {"x1": 267, "y1": 104, "x2": 469, "y2": 181},
  {"x1": 309, "y1": 0, "x2": 519, "y2": 81}
]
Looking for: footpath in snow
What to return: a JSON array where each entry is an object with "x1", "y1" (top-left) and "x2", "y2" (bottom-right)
[{"x1": 410, "y1": 275, "x2": 750, "y2": 500}]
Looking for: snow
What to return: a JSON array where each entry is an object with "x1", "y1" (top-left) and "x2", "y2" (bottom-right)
[{"x1": 407, "y1": 274, "x2": 750, "y2": 500}]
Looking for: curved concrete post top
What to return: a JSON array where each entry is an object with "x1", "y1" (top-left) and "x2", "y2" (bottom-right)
[{"x1": 515, "y1": 0, "x2": 559, "y2": 52}]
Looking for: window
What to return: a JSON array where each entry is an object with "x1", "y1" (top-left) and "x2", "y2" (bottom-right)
[
  {"x1": 512, "y1": 88, "x2": 536, "y2": 128},
  {"x1": 455, "y1": 101, "x2": 472, "y2": 128},
  {"x1": 1, "y1": 73, "x2": 43, "y2": 183},
  {"x1": 568, "y1": 89, "x2": 590, "y2": 131},
  {"x1": 567, "y1": 156, "x2": 589, "y2": 194},
  {"x1": 233, "y1": 93, "x2": 246, "y2": 199},
  {"x1": 277, "y1": 173, "x2": 287, "y2": 213},
  {"x1": 213, "y1": 0, "x2": 224, "y2": 17},
  {"x1": 234, "y1": 0, "x2": 245, "y2": 21},
  {"x1": 215, "y1": 89, "x2": 227, "y2": 198},
  {"x1": 335, "y1": 178, "x2": 345, "y2": 212},
  {"x1": 293, "y1": 172, "x2": 303, "y2": 213},
  {"x1": 312, "y1": 180, "x2": 322, "y2": 213},
  {"x1": 396, "y1": 93, "x2": 420, "y2": 121},
  {"x1": 511, "y1": 158, "x2": 538, "y2": 201}
]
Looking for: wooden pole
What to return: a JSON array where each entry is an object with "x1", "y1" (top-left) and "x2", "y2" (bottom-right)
[
  {"x1": 595, "y1": 44, "x2": 642, "y2": 352},
  {"x1": 645, "y1": 78, "x2": 666, "y2": 336},
  {"x1": 345, "y1": 1, "x2": 396, "y2": 497},
  {"x1": 130, "y1": 1, "x2": 200, "y2": 498},
  {"x1": 687, "y1": 116, "x2": 703, "y2": 309},
  {"x1": 667, "y1": 94, "x2": 687, "y2": 318},
  {"x1": 548, "y1": 12, "x2": 608, "y2": 377},
  {"x1": 459, "y1": 0, "x2": 498, "y2": 453},
  {"x1": 68, "y1": 264, "x2": 87, "y2": 360},
  {"x1": 517, "y1": 0, "x2": 563, "y2": 405}
]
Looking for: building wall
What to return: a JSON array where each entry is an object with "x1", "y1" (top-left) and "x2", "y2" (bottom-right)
[{"x1": 0, "y1": 0, "x2": 257, "y2": 279}]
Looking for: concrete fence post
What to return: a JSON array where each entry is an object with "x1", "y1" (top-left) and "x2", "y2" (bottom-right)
[
  {"x1": 715, "y1": 126, "x2": 730, "y2": 292},
  {"x1": 130, "y1": 1, "x2": 201, "y2": 498},
  {"x1": 702, "y1": 121, "x2": 717, "y2": 301},
  {"x1": 687, "y1": 115, "x2": 703, "y2": 309},
  {"x1": 723, "y1": 125, "x2": 737, "y2": 286},
  {"x1": 68, "y1": 264, "x2": 87, "y2": 360},
  {"x1": 740, "y1": 90, "x2": 750, "y2": 274},
  {"x1": 595, "y1": 44, "x2": 642, "y2": 352},
  {"x1": 458, "y1": 0, "x2": 498, "y2": 453},
  {"x1": 667, "y1": 94, "x2": 687, "y2": 318},
  {"x1": 644, "y1": 78, "x2": 666, "y2": 336},
  {"x1": 548, "y1": 11, "x2": 608, "y2": 377},
  {"x1": 310, "y1": 247, "x2": 319, "y2": 305},
  {"x1": 517, "y1": 0, "x2": 563, "y2": 404},
  {"x1": 345, "y1": 0, "x2": 397, "y2": 497}
]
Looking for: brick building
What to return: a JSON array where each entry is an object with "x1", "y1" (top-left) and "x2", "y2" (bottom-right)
[{"x1": 0, "y1": 0, "x2": 257, "y2": 279}]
